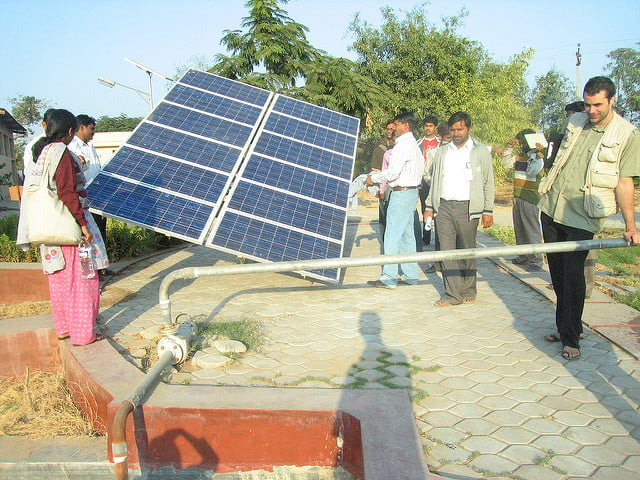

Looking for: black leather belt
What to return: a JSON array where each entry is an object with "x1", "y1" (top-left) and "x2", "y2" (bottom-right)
[{"x1": 392, "y1": 185, "x2": 419, "y2": 191}]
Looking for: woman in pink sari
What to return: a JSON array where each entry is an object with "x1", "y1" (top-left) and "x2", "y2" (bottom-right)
[{"x1": 21, "y1": 109, "x2": 107, "y2": 345}]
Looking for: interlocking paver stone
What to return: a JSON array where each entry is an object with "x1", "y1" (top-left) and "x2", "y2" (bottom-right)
[
  {"x1": 549, "y1": 454, "x2": 597, "y2": 477},
  {"x1": 86, "y1": 205, "x2": 640, "y2": 480}
]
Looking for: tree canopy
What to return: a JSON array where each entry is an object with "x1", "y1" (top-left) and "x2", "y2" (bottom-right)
[
  {"x1": 528, "y1": 69, "x2": 574, "y2": 136},
  {"x1": 95, "y1": 114, "x2": 142, "y2": 132},
  {"x1": 348, "y1": 5, "x2": 533, "y2": 144},
  {"x1": 606, "y1": 44, "x2": 640, "y2": 124}
]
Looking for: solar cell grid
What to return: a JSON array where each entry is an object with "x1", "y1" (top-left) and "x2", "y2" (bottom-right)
[
  {"x1": 252, "y1": 133, "x2": 352, "y2": 178},
  {"x1": 150, "y1": 103, "x2": 254, "y2": 147},
  {"x1": 87, "y1": 69, "x2": 359, "y2": 283},
  {"x1": 127, "y1": 123, "x2": 241, "y2": 173},
  {"x1": 180, "y1": 70, "x2": 270, "y2": 106},
  {"x1": 241, "y1": 154, "x2": 349, "y2": 205},
  {"x1": 227, "y1": 182, "x2": 345, "y2": 239},
  {"x1": 103, "y1": 147, "x2": 228, "y2": 203},
  {"x1": 265, "y1": 113, "x2": 356, "y2": 156},
  {"x1": 274, "y1": 96, "x2": 359, "y2": 135},
  {"x1": 165, "y1": 85, "x2": 263, "y2": 125},
  {"x1": 87, "y1": 176, "x2": 212, "y2": 241}
]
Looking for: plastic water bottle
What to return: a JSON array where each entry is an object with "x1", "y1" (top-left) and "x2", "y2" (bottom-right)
[
  {"x1": 78, "y1": 241, "x2": 95, "y2": 279},
  {"x1": 424, "y1": 216, "x2": 433, "y2": 231}
]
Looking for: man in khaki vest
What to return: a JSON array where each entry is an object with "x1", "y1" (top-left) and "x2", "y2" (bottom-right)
[{"x1": 538, "y1": 76, "x2": 640, "y2": 360}]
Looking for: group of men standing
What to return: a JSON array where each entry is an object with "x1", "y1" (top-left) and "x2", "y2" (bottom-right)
[{"x1": 364, "y1": 75, "x2": 640, "y2": 361}]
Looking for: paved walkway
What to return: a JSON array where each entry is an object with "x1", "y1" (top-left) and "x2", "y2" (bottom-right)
[{"x1": 89, "y1": 196, "x2": 640, "y2": 480}]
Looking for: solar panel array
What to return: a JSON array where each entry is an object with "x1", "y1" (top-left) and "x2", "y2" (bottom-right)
[{"x1": 87, "y1": 69, "x2": 359, "y2": 282}]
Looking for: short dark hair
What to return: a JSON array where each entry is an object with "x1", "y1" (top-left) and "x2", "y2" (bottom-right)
[
  {"x1": 422, "y1": 114, "x2": 438, "y2": 126},
  {"x1": 448, "y1": 111, "x2": 472, "y2": 128},
  {"x1": 437, "y1": 125, "x2": 450, "y2": 137},
  {"x1": 393, "y1": 111, "x2": 417, "y2": 131},
  {"x1": 584, "y1": 76, "x2": 616, "y2": 99},
  {"x1": 564, "y1": 101, "x2": 585, "y2": 113},
  {"x1": 76, "y1": 114, "x2": 96, "y2": 127},
  {"x1": 386, "y1": 119, "x2": 395, "y2": 127}
]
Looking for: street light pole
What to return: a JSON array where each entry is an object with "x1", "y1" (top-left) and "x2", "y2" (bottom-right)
[{"x1": 97, "y1": 76, "x2": 152, "y2": 108}]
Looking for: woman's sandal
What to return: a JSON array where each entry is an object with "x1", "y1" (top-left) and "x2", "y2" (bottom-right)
[
  {"x1": 73, "y1": 334, "x2": 105, "y2": 346},
  {"x1": 57, "y1": 333, "x2": 70, "y2": 340}
]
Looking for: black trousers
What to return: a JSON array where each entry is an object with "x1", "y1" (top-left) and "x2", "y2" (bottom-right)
[{"x1": 541, "y1": 213, "x2": 593, "y2": 349}]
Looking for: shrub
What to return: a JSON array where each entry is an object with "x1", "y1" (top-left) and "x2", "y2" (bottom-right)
[{"x1": 0, "y1": 215, "x2": 183, "y2": 263}]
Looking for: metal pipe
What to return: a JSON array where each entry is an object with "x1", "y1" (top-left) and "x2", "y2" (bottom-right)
[
  {"x1": 159, "y1": 238, "x2": 631, "y2": 326},
  {"x1": 111, "y1": 350, "x2": 175, "y2": 480}
]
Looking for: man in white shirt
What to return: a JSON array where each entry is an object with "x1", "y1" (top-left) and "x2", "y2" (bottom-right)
[
  {"x1": 424, "y1": 112, "x2": 495, "y2": 305},
  {"x1": 365, "y1": 112, "x2": 424, "y2": 289}
]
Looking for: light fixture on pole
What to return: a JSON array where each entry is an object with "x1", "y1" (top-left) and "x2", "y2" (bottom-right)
[
  {"x1": 98, "y1": 76, "x2": 152, "y2": 108},
  {"x1": 123, "y1": 57, "x2": 175, "y2": 111}
]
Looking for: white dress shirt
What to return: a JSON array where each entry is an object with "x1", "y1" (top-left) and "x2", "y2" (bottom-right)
[
  {"x1": 68, "y1": 136, "x2": 102, "y2": 183},
  {"x1": 370, "y1": 131, "x2": 424, "y2": 188},
  {"x1": 441, "y1": 139, "x2": 473, "y2": 201}
]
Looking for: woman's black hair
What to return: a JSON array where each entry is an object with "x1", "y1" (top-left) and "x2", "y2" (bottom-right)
[{"x1": 32, "y1": 109, "x2": 78, "y2": 160}]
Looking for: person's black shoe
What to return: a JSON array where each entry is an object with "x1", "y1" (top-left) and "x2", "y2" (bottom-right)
[{"x1": 99, "y1": 269, "x2": 115, "y2": 277}]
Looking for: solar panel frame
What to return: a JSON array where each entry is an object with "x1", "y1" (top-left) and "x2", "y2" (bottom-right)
[
  {"x1": 87, "y1": 70, "x2": 359, "y2": 283},
  {"x1": 87, "y1": 70, "x2": 274, "y2": 244},
  {"x1": 206, "y1": 93, "x2": 358, "y2": 282}
]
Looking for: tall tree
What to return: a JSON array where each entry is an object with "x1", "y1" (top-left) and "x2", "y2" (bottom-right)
[
  {"x1": 7, "y1": 95, "x2": 51, "y2": 167},
  {"x1": 211, "y1": 0, "x2": 320, "y2": 89},
  {"x1": 528, "y1": 68, "x2": 574, "y2": 136},
  {"x1": 348, "y1": 5, "x2": 531, "y2": 142},
  {"x1": 210, "y1": 0, "x2": 384, "y2": 122},
  {"x1": 606, "y1": 45, "x2": 640, "y2": 125},
  {"x1": 8, "y1": 95, "x2": 50, "y2": 136}
]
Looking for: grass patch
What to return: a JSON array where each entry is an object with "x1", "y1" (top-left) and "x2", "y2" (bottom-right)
[
  {"x1": 194, "y1": 318, "x2": 267, "y2": 352},
  {"x1": 484, "y1": 224, "x2": 516, "y2": 245},
  {"x1": 0, "y1": 368, "x2": 98, "y2": 437},
  {"x1": 594, "y1": 227, "x2": 640, "y2": 310},
  {"x1": 485, "y1": 223, "x2": 640, "y2": 311}
]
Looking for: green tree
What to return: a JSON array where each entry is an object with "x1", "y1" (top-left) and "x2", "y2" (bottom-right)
[
  {"x1": 348, "y1": 5, "x2": 531, "y2": 143},
  {"x1": 606, "y1": 45, "x2": 640, "y2": 125},
  {"x1": 7, "y1": 95, "x2": 51, "y2": 168},
  {"x1": 211, "y1": 0, "x2": 320, "y2": 89},
  {"x1": 528, "y1": 68, "x2": 574, "y2": 136},
  {"x1": 95, "y1": 114, "x2": 142, "y2": 132},
  {"x1": 7, "y1": 95, "x2": 49, "y2": 135},
  {"x1": 210, "y1": 0, "x2": 384, "y2": 122}
]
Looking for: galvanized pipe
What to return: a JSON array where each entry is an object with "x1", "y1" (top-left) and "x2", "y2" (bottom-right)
[
  {"x1": 112, "y1": 350, "x2": 175, "y2": 480},
  {"x1": 159, "y1": 238, "x2": 631, "y2": 326}
]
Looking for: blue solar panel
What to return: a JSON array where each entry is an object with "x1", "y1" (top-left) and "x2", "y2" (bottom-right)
[
  {"x1": 273, "y1": 96, "x2": 359, "y2": 135},
  {"x1": 87, "y1": 175, "x2": 213, "y2": 241},
  {"x1": 87, "y1": 70, "x2": 359, "y2": 283},
  {"x1": 252, "y1": 133, "x2": 352, "y2": 179},
  {"x1": 208, "y1": 93, "x2": 359, "y2": 281},
  {"x1": 212, "y1": 211, "x2": 340, "y2": 279},
  {"x1": 128, "y1": 123, "x2": 241, "y2": 173}
]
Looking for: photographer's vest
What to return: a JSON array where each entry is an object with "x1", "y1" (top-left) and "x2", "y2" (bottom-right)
[{"x1": 539, "y1": 111, "x2": 638, "y2": 218}]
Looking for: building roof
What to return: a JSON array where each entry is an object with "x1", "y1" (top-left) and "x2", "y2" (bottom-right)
[{"x1": 0, "y1": 108, "x2": 27, "y2": 135}]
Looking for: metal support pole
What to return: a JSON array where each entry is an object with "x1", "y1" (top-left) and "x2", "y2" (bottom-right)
[{"x1": 159, "y1": 238, "x2": 631, "y2": 326}]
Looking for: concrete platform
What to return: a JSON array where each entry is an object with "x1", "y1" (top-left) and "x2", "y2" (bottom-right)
[{"x1": 1, "y1": 197, "x2": 639, "y2": 479}]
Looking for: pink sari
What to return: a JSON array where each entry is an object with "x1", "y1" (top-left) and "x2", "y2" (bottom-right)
[{"x1": 47, "y1": 245, "x2": 100, "y2": 345}]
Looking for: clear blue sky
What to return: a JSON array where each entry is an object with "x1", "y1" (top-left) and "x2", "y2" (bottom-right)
[{"x1": 2, "y1": 0, "x2": 638, "y2": 124}]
